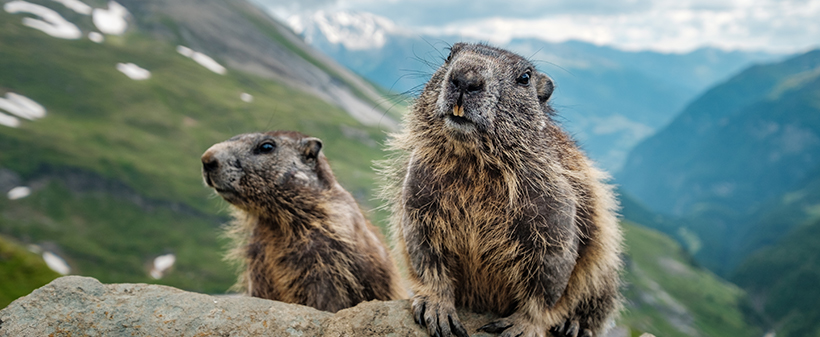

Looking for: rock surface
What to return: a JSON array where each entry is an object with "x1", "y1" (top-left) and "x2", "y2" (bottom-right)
[
  {"x1": 0, "y1": 276, "x2": 654, "y2": 337},
  {"x1": 0, "y1": 276, "x2": 499, "y2": 337}
]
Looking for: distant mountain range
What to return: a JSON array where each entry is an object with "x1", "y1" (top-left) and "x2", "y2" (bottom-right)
[
  {"x1": 283, "y1": 10, "x2": 784, "y2": 171},
  {"x1": 619, "y1": 49, "x2": 820, "y2": 336}
]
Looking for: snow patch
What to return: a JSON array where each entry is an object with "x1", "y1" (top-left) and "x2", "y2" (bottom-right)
[
  {"x1": 288, "y1": 11, "x2": 401, "y2": 50},
  {"x1": 176, "y1": 46, "x2": 227, "y2": 75},
  {"x1": 116, "y1": 63, "x2": 150, "y2": 80},
  {"x1": 0, "y1": 92, "x2": 47, "y2": 120},
  {"x1": 93, "y1": 1, "x2": 128, "y2": 35},
  {"x1": 4, "y1": 1, "x2": 82, "y2": 39},
  {"x1": 43, "y1": 251, "x2": 71, "y2": 275},
  {"x1": 7, "y1": 186, "x2": 31, "y2": 200},
  {"x1": 240, "y1": 93, "x2": 253, "y2": 103},
  {"x1": 88, "y1": 31, "x2": 104, "y2": 43},
  {"x1": 150, "y1": 254, "x2": 176, "y2": 279},
  {"x1": 0, "y1": 112, "x2": 20, "y2": 128},
  {"x1": 52, "y1": 0, "x2": 92, "y2": 15}
]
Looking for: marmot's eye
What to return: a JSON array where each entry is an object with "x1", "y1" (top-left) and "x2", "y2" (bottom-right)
[
  {"x1": 257, "y1": 142, "x2": 275, "y2": 154},
  {"x1": 516, "y1": 72, "x2": 531, "y2": 86}
]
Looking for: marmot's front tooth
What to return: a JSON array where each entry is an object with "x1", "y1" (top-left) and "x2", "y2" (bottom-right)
[
  {"x1": 458, "y1": 106, "x2": 465, "y2": 117},
  {"x1": 453, "y1": 105, "x2": 460, "y2": 116}
]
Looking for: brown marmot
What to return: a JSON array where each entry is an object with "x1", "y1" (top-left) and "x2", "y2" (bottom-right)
[
  {"x1": 201, "y1": 131, "x2": 404, "y2": 312},
  {"x1": 379, "y1": 43, "x2": 623, "y2": 337}
]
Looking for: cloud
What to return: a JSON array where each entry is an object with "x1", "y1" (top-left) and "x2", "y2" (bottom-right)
[
  {"x1": 254, "y1": 0, "x2": 820, "y2": 53},
  {"x1": 415, "y1": 0, "x2": 820, "y2": 53}
]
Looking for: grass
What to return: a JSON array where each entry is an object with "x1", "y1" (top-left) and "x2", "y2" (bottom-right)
[
  {"x1": 0, "y1": 234, "x2": 61, "y2": 308},
  {"x1": 619, "y1": 222, "x2": 761, "y2": 337}
]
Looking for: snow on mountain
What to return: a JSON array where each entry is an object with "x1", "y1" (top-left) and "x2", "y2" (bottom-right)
[
  {"x1": 93, "y1": 1, "x2": 129, "y2": 35},
  {"x1": 52, "y1": 0, "x2": 92, "y2": 15},
  {"x1": 116, "y1": 63, "x2": 151, "y2": 80},
  {"x1": 286, "y1": 11, "x2": 404, "y2": 50},
  {"x1": 176, "y1": 46, "x2": 227, "y2": 75},
  {"x1": 4, "y1": 1, "x2": 82, "y2": 39}
]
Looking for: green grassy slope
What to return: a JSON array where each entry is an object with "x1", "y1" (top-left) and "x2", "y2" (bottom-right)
[
  {"x1": 732, "y1": 218, "x2": 820, "y2": 337},
  {"x1": 0, "y1": 5, "x2": 390, "y2": 295},
  {"x1": 730, "y1": 169, "x2": 820, "y2": 337},
  {"x1": 620, "y1": 223, "x2": 761, "y2": 337},
  {"x1": 0, "y1": 235, "x2": 61, "y2": 308}
]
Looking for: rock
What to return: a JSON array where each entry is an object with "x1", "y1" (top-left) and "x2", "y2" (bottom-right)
[{"x1": 0, "y1": 276, "x2": 501, "y2": 336}]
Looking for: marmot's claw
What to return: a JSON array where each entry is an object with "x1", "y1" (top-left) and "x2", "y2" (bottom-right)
[
  {"x1": 479, "y1": 313, "x2": 547, "y2": 337},
  {"x1": 414, "y1": 301, "x2": 427, "y2": 328},
  {"x1": 412, "y1": 296, "x2": 468, "y2": 337},
  {"x1": 449, "y1": 313, "x2": 470, "y2": 337},
  {"x1": 478, "y1": 320, "x2": 513, "y2": 333},
  {"x1": 550, "y1": 318, "x2": 592, "y2": 337}
]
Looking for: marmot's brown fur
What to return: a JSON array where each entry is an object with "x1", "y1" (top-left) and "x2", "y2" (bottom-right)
[
  {"x1": 202, "y1": 131, "x2": 404, "y2": 312},
  {"x1": 379, "y1": 43, "x2": 623, "y2": 337}
]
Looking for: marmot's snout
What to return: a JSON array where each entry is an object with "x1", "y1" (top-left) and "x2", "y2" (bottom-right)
[
  {"x1": 201, "y1": 143, "x2": 243, "y2": 200},
  {"x1": 438, "y1": 55, "x2": 496, "y2": 136}
]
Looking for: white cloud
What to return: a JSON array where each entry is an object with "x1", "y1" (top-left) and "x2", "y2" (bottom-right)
[
  {"x1": 417, "y1": 1, "x2": 820, "y2": 53},
  {"x1": 255, "y1": 0, "x2": 820, "y2": 53}
]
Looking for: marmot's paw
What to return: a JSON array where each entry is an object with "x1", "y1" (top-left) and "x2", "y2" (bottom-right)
[
  {"x1": 412, "y1": 295, "x2": 469, "y2": 337},
  {"x1": 478, "y1": 313, "x2": 548, "y2": 337},
  {"x1": 550, "y1": 319, "x2": 592, "y2": 337}
]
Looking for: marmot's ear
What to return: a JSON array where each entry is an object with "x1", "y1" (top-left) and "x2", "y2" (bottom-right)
[
  {"x1": 536, "y1": 73, "x2": 555, "y2": 103},
  {"x1": 302, "y1": 137, "x2": 323, "y2": 161},
  {"x1": 446, "y1": 43, "x2": 466, "y2": 62}
]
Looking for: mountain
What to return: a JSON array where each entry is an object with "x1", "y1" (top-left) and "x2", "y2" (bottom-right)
[
  {"x1": 618, "y1": 50, "x2": 820, "y2": 275},
  {"x1": 617, "y1": 50, "x2": 820, "y2": 336},
  {"x1": 728, "y1": 166, "x2": 820, "y2": 337},
  {"x1": 620, "y1": 222, "x2": 761, "y2": 337},
  {"x1": 0, "y1": 0, "x2": 394, "y2": 295},
  {"x1": 283, "y1": 10, "x2": 783, "y2": 171},
  {"x1": 620, "y1": 49, "x2": 820, "y2": 216},
  {"x1": 732, "y1": 217, "x2": 820, "y2": 337}
]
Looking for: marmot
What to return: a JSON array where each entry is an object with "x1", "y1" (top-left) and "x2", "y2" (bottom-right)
[
  {"x1": 201, "y1": 131, "x2": 404, "y2": 312},
  {"x1": 379, "y1": 43, "x2": 623, "y2": 337}
]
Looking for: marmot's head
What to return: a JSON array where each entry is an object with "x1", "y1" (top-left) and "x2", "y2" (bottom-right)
[
  {"x1": 416, "y1": 43, "x2": 555, "y2": 147},
  {"x1": 201, "y1": 131, "x2": 332, "y2": 214}
]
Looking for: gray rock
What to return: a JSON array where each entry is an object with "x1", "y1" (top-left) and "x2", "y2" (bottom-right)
[{"x1": 0, "y1": 276, "x2": 500, "y2": 337}]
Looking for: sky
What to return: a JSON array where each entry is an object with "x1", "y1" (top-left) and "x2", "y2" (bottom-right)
[{"x1": 253, "y1": 0, "x2": 820, "y2": 53}]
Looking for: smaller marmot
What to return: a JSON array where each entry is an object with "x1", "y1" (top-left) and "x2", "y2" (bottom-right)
[
  {"x1": 380, "y1": 43, "x2": 623, "y2": 337},
  {"x1": 201, "y1": 131, "x2": 404, "y2": 312}
]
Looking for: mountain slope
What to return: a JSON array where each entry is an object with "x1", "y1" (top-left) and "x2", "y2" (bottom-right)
[
  {"x1": 728, "y1": 167, "x2": 820, "y2": 337},
  {"x1": 732, "y1": 217, "x2": 820, "y2": 337},
  {"x1": 618, "y1": 50, "x2": 820, "y2": 275},
  {"x1": 620, "y1": 222, "x2": 760, "y2": 337},
  {"x1": 620, "y1": 50, "x2": 820, "y2": 216},
  {"x1": 0, "y1": 234, "x2": 60, "y2": 308}
]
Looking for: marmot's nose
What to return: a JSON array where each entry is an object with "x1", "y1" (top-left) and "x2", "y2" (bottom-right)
[
  {"x1": 451, "y1": 70, "x2": 484, "y2": 93},
  {"x1": 201, "y1": 151, "x2": 219, "y2": 173}
]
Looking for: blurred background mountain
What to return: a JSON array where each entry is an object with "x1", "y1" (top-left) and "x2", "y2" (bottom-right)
[{"x1": 1, "y1": 0, "x2": 819, "y2": 336}]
